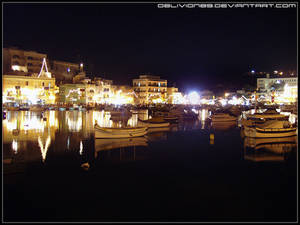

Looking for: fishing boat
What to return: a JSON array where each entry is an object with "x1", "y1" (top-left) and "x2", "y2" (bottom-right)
[
  {"x1": 210, "y1": 113, "x2": 237, "y2": 122},
  {"x1": 243, "y1": 120, "x2": 297, "y2": 138},
  {"x1": 153, "y1": 111, "x2": 178, "y2": 123},
  {"x1": 138, "y1": 117, "x2": 170, "y2": 128},
  {"x1": 94, "y1": 124, "x2": 148, "y2": 138},
  {"x1": 242, "y1": 108, "x2": 289, "y2": 127}
]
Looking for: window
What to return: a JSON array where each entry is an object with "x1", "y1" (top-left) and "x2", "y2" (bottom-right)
[
  {"x1": 158, "y1": 88, "x2": 160, "y2": 92},
  {"x1": 158, "y1": 82, "x2": 161, "y2": 87},
  {"x1": 154, "y1": 88, "x2": 156, "y2": 91},
  {"x1": 138, "y1": 82, "x2": 140, "y2": 87},
  {"x1": 26, "y1": 81, "x2": 29, "y2": 86},
  {"x1": 27, "y1": 56, "x2": 33, "y2": 60},
  {"x1": 13, "y1": 61, "x2": 19, "y2": 65},
  {"x1": 13, "y1": 55, "x2": 20, "y2": 59},
  {"x1": 28, "y1": 63, "x2": 33, "y2": 66},
  {"x1": 42, "y1": 82, "x2": 44, "y2": 86}
]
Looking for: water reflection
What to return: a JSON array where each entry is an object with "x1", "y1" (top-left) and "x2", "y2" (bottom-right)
[
  {"x1": 243, "y1": 136, "x2": 297, "y2": 162},
  {"x1": 38, "y1": 135, "x2": 51, "y2": 162},
  {"x1": 2, "y1": 109, "x2": 297, "y2": 167}
]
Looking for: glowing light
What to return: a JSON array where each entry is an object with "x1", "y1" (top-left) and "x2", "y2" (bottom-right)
[
  {"x1": 38, "y1": 135, "x2": 51, "y2": 162},
  {"x1": 67, "y1": 68, "x2": 70, "y2": 72},
  {"x1": 80, "y1": 63, "x2": 83, "y2": 67},
  {"x1": 251, "y1": 70, "x2": 255, "y2": 74},
  {"x1": 187, "y1": 91, "x2": 200, "y2": 105},
  {"x1": 279, "y1": 72, "x2": 283, "y2": 75},
  {"x1": 79, "y1": 141, "x2": 83, "y2": 155},
  {"x1": 12, "y1": 140, "x2": 18, "y2": 154},
  {"x1": 224, "y1": 93, "x2": 230, "y2": 98},
  {"x1": 274, "y1": 70, "x2": 278, "y2": 74}
]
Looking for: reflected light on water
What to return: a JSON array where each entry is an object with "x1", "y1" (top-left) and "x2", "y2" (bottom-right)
[
  {"x1": 93, "y1": 110, "x2": 113, "y2": 127},
  {"x1": 38, "y1": 136, "x2": 51, "y2": 162},
  {"x1": 12, "y1": 140, "x2": 18, "y2": 154},
  {"x1": 79, "y1": 141, "x2": 83, "y2": 155},
  {"x1": 66, "y1": 111, "x2": 82, "y2": 132}
]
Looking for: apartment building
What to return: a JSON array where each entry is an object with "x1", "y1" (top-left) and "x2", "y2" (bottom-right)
[{"x1": 132, "y1": 75, "x2": 168, "y2": 104}]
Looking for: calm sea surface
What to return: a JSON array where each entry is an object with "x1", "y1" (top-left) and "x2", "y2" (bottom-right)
[{"x1": 3, "y1": 109, "x2": 298, "y2": 222}]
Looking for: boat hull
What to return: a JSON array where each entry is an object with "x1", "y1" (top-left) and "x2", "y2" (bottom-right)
[
  {"x1": 94, "y1": 126, "x2": 148, "y2": 139},
  {"x1": 244, "y1": 127, "x2": 297, "y2": 138},
  {"x1": 138, "y1": 120, "x2": 170, "y2": 128}
]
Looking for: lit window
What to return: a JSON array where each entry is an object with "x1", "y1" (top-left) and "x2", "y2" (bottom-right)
[
  {"x1": 138, "y1": 82, "x2": 140, "y2": 87},
  {"x1": 67, "y1": 68, "x2": 70, "y2": 72},
  {"x1": 158, "y1": 82, "x2": 161, "y2": 87}
]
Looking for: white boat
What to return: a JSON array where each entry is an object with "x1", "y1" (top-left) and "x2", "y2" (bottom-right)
[
  {"x1": 94, "y1": 124, "x2": 148, "y2": 139},
  {"x1": 138, "y1": 117, "x2": 170, "y2": 128},
  {"x1": 242, "y1": 108, "x2": 289, "y2": 127},
  {"x1": 211, "y1": 113, "x2": 237, "y2": 122},
  {"x1": 243, "y1": 120, "x2": 297, "y2": 138},
  {"x1": 95, "y1": 137, "x2": 148, "y2": 151}
]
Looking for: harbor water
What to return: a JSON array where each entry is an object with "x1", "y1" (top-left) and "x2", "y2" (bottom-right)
[{"x1": 3, "y1": 109, "x2": 298, "y2": 222}]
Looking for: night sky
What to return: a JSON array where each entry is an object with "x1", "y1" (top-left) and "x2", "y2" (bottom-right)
[{"x1": 3, "y1": 3, "x2": 297, "y2": 92}]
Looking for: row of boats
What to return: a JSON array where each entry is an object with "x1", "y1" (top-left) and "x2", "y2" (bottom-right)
[{"x1": 94, "y1": 108, "x2": 198, "y2": 138}]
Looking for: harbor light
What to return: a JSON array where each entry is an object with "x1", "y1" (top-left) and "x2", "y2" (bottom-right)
[{"x1": 187, "y1": 91, "x2": 200, "y2": 105}]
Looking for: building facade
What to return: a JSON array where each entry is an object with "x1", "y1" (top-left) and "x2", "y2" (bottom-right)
[
  {"x1": 3, "y1": 47, "x2": 48, "y2": 75},
  {"x1": 132, "y1": 75, "x2": 168, "y2": 104},
  {"x1": 3, "y1": 47, "x2": 81, "y2": 85},
  {"x1": 3, "y1": 72, "x2": 57, "y2": 105},
  {"x1": 257, "y1": 75, "x2": 298, "y2": 103}
]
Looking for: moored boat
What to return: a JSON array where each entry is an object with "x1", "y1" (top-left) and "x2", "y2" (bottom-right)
[
  {"x1": 138, "y1": 117, "x2": 170, "y2": 128},
  {"x1": 242, "y1": 108, "x2": 289, "y2": 127},
  {"x1": 243, "y1": 120, "x2": 297, "y2": 138},
  {"x1": 95, "y1": 137, "x2": 148, "y2": 151},
  {"x1": 210, "y1": 113, "x2": 237, "y2": 122}
]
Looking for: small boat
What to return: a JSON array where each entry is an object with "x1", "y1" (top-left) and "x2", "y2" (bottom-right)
[
  {"x1": 153, "y1": 111, "x2": 178, "y2": 123},
  {"x1": 94, "y1": 124, "x2": 148, "y2": 139},
  {"x1": 242, "y1": 108, "x2": 289, "y2": 127},
  {"x1": 210, "y1": 113, "x2": 237, "y2": 122},
  {"x1": 243, "y1": 120, "x2": 297, "y2": 138},
  {"x1": 138, "y1": 117, "x2": 170, "y2": 128}
]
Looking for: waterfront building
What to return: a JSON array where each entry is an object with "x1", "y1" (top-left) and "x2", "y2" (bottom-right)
[
  {"x1": 51, "y1": 60, "x2": 80, "y2": 84},
  {"x1": 132, "y1": 75, "x2": 168, "y2": 104},
  {"x1": 3, "y1": 47, "x2": 48, "y2": 75},
  {"x1": 111, "y1": 85, "x2": 134, "y2": 105},
  {"x1": 2, "y1": 58, "x2": 57, "y2": 105},
  {"x1": 257, "y1": 74, "x2": 298, "y2": 103},
  {"x1": 58, "y1": 83, "x2": 96, "y2": 105},
  {"x1": 167, "y1": 87, "x2": 184, "y2": 104},
  {"x1": 3, "y1": 47, "x2": 82, "y2": 85}
]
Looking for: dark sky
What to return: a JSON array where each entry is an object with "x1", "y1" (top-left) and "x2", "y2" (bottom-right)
[{"x1": 3, "y1": 3, "x2": 297, "y2": 92}]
